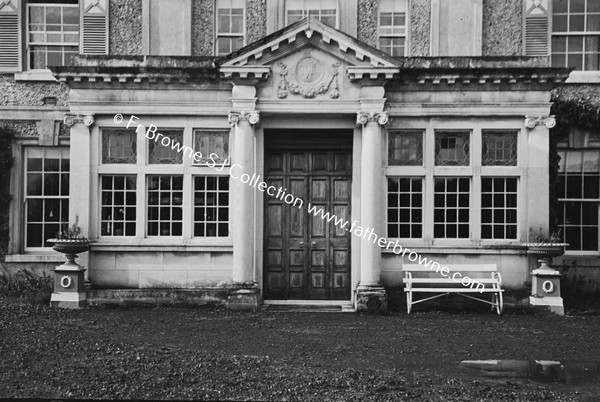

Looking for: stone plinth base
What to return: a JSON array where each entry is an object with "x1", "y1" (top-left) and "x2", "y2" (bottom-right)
[
  {"x1": 530, "y1": 296, "x2": 565, "y2": 315},
  {"x1": 50, "y1": 264, "x2": 87, "y2": 309},
  {"x1": 227, "y1": 286, "x2": 261, "y2": 312},
  {"x1": 530, "y1": 267, "x2": 564, "y2": 315},
  {"x1": 355, "y1": 285, "x2": 388, "y2": 313}
]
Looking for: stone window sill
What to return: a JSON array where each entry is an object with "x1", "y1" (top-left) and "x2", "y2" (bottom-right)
[
  {"x1": 565, "y1": 71, "x2": 600, "y2": 83},
  {"x1": 14, "y1": 70, "x2": 57, "y2": 82},
  {"x1": 5, "y1": 254, "x2": 65, "y2": 263}
]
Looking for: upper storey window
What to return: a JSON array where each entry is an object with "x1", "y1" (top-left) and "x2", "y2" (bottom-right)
[
  {"x1": 551, "y1": 0, "x2": 600, "y2": 71},
  {"x1": 27, "y1": 3, "x2": 79, "y2": 69},
  {"x1": 216, "y1": 0, "x2": 245, "y2": 56},
  {"x1": 378, "y1": 0, "x2": 407, "y2": 56},
  {"x1": 286, "y1": 0, "x2": 338, "y2": 28}
]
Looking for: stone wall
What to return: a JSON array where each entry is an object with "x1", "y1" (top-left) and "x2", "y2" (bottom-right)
[
  {"x1": 192, "y1": 0, "x2": 215, "y2": 55},
  {"x1": 0, "y1": 75, "x2": 69, "y2": 107},
  {"x1": 109, "y1": 0, "x2": 143, "y2": 55},
  {"x1": 0, "y1": 121, "x2": 37, "y2": 137},
  {"x1": 409, "y1": 0, "x2": 431, "y2": 57},
  {"x1": 247, "y1": 0, "x2": 267, "y2": 44},
  {"x1": 482, "y1": 0, "x2": 522, "y2": 56},
  {"x1": 357, "y1": 0, "x2": 378, "y2": 47}
]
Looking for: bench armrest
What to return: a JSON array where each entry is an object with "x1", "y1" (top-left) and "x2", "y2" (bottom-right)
[
  {"x1": 492, "y1": 272, "x2": 503, "y2": 288},
  {"x1": 404, "y1": 271, "x2": 413, "y2": 290}
]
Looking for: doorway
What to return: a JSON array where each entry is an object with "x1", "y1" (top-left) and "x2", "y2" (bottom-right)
[{"x1": 263, "y1": 130, "x2": 353, "y2": 300}]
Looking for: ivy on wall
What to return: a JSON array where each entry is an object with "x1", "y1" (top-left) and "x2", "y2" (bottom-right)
[
  {"x1": 0, "y1": 127, "x2": 13, "y2": 258},
  {"x1": 549, "y1": 85, "x2": 600, "y2": 232}
]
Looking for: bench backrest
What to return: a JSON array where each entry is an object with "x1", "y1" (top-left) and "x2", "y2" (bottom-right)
[{"x1": 402, "y1": 264, "x2": 498, "y2": 273}]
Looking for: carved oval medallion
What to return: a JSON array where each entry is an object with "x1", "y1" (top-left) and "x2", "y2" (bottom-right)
[{"x1": 295, "y1": 57, "x2": 323, "y2": 85}]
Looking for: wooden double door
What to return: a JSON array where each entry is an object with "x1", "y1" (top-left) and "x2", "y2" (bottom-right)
[{"x1": 264, "y1": 133, "x2": 352, "y2": 300}]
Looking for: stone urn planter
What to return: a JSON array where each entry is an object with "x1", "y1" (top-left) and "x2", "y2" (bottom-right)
[
  {"x1": 47, "y1": 216, "x2": 90, "y2": 308},
  {"x1": 524, "y1": 241, "x2": 568, "y2": 316},
  {"x1": 48, "y1": 238, "x2": 90, "y2": 267},
  {"x1": 525, "y1": 242, "x2": 568, "y2": 271}
]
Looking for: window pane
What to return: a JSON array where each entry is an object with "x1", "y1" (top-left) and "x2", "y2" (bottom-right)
[
  {"x1": 434, "y1": 177, "x2": 470, "y2": 239},
  {"x1": 100, "y1": 175, "x2": 137, "y2": 236},
  {"x1": 147, "y1": 176, "x2": 183, "y2": 236},
  {"x1": 481, "y1": 177, "x2": 518, "y2": 239},
  {"x1": 387, "y1": 178, "x2": 423, "y2": 238},
  {"x1": 194, "y1": 176, "x2": 229, "y2": 237},
  {"x1": 25, "y1": 149, "x2": 69, "y2": 248}
]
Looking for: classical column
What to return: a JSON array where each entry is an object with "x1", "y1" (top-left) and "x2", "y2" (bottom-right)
[
  {"x1": 355, "y1": 111, "x2": 388, "y2": 313},
  {"x1": 227, "y1": 111, "x2": 260, "y2": 311}
]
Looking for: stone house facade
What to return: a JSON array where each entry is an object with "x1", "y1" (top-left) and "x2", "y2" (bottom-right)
[{"x1": 0, "y1": 0, "x2": 597, "y2": 311}]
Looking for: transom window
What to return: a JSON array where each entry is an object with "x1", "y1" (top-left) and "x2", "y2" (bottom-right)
[
  {"x1": 551, "y1": 0, "x2": 600, "y2": 71},
  {"x1": 25, "y1": 148, "x2": 69, "y2": 249},
  {"x1": 216, "y1": 0, "x2": 245, "y2": 56},
  {"x1": 388, "y1": 131, "x2": 423, "y2": 166},
  {"x1": 148, "y1": 130, "x2": 184, "y2": 164},
  {"x1": 378, "y1": 0, "x2": 408, "y2": 56},
  {"x1": 102, "y1": 129, "x2": 137, "y2": 164},
  {"x1": 435, "y1": 131, "x2": 470, "y2": 166},
  {"x1": 387, "y1": 177, "x2": 423, "y2": 238},
  {"x1": 482, "y1": 130, "x2": 518, "y2": 166},
  {"x1": 193, "y1": 130, "x2": 230, "y2": 165},
  {"x1": 27, "y1": 3, "x2": 79, "y2": 69},
  {"x1": 286, "y1": 0, "x2": 338, "y2": 28}
]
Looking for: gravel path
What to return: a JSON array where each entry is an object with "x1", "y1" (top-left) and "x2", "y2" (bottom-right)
[{"x1": 1, "y1": 301, "x2": 599, "y2": 401}]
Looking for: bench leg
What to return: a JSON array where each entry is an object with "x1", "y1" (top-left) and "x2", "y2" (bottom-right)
[
  {"x1": 496, "y1": 291, "x2": 503, "y2": 315},
  {"x1": 406, "y1": 291, "x2": 412, "y2": 314}
]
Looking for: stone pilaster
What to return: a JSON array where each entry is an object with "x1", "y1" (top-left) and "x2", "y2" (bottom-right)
[
  {"x1": 355, "y1": 111, "x2": 388, "y2": 313},
  {"x1": 50, "y1": 113, "x2": 95, "y2": 308}
]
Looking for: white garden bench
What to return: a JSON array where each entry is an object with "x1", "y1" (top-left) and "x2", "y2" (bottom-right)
[{"x1": 403, "y1": 264, "x2": 504, "y2": 315}]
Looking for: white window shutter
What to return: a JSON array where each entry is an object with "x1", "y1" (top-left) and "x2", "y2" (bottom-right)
[
  {"x1": 0, "y1": 0, "x2": 22, "y2": 72},
  {"x1": 80, "y1": 0, "x2": 109, "y2": 55},
  {"x1": 523, "y1": 0, "x2": 550, "y2": 56}
]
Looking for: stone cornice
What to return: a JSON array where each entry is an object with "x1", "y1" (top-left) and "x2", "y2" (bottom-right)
[{"x1": 389, "y1": 68, "x2": 572, "y2": 89}]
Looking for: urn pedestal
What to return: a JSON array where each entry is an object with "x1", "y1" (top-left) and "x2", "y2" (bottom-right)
[
  {"x1": 48, "y1": 239, "x2": 90, "y2": 308},
  {"x1": 526, "y1": 243, "x2": 567, "y2": 316}
]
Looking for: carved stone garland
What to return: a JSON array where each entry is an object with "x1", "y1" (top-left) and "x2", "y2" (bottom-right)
[{"x1": 277, "y1": 62, "x2": 340, "y2": 99}]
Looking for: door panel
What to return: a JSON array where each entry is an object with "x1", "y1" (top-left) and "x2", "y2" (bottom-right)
[{"x1": 264, "y1": 149, "x2": 351, "y2": 300}]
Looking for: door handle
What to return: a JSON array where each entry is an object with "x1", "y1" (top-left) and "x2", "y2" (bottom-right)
[
  {"x1": 311, "y1": 241, "x2": 316, "y2": 248},
  {"x1": 299, "y1": 241, "x2": 304, "y2": 247}
]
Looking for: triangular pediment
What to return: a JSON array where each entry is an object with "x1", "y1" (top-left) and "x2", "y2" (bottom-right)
[{"x1": 216, "y1": 18, "x2": 400, "y2": 80}]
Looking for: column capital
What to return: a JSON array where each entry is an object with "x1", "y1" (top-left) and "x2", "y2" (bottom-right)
[
  {"x1": 228, "y1": 111, "x2": 260, "y2": 126},
  {"x1": 524, "y1": 115, "x2": 556, "y2": 129},
  {"x1": 63, "y1": 113, "x2": 95, "y2": 127},
  {"x1": 356, "y1": 111, "x2": 388, "y2": 127}
]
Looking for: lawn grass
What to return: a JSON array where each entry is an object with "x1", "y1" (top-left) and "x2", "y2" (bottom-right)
[{"x1": 1, "y1": 300, "x2": 599, "y2": 401}]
